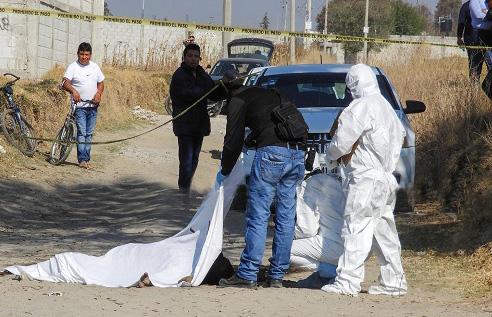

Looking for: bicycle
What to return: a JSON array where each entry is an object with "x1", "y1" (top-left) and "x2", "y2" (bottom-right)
[
  {"x1": 48, "y1": 99, "x2": 95, "y2": 165},
  {"x1": 0, "y1": 73, "x2": 38, "y2": 156}
]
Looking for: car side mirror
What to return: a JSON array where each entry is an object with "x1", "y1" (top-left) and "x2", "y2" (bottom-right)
[{"x1": 404, "y1": 100, "x2": 426, "y2": 114}]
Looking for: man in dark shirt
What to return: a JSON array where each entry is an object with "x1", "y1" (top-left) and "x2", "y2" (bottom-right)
[
  {"x1": 458, "y1": 1, "x2": 483, "y2": 79},
  {"x1": 217, "y1": 73, "x2": 306, "y2": 288},
  {"x1": 169, "y1": 44, "x2": 215, "y2": 192}
]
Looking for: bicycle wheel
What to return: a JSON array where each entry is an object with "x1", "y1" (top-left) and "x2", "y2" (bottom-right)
[
  {"x1": 49, "y1": 121, "x2": 76, "y2": 165},
  {"x1": 1, "y1": 108, "x2": 37, "y2": 156}
]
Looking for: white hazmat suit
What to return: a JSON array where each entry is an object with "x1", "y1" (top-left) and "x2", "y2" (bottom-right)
[{"x1": 321, "y1": 64, "x2": 408, "y2": 296}]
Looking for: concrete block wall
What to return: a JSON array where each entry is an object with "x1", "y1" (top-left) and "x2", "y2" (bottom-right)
[
  {"x1": 101, "y1": 23, "x2": 201, "y2": 67},
  {"x1": 100, "y1": 24, "x2": 287, "y2": 68},
  {"x1": 369, "y1": 35, "x2": 467, "y2": 64},
  {"x1": 0, "y1": 0, "x2": 103, "y2": 79},
  {"x1": 0, "y1": 1, "x2": 29, "y2": 76}
]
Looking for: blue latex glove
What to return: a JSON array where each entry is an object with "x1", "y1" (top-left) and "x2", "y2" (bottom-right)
[{"x1": 215, "y1": 171, "x2": 227, "y2": 187}]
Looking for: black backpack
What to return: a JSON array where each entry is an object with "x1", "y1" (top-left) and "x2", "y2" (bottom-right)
[{"x1": 271, "y1": 92, "x2": 309, "y2": 142}]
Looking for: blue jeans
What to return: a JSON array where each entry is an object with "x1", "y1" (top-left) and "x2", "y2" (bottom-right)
[
  {"x1": 237, "y1": 146, "x2": 305, "y2": 281},
  {"x1": 75, "y1": 107, "x2": 98, "y2": 163},
  {"x1": 177, "y1": 135, "x2": 203, "y2": 190},
  {"x1": 469, "y1": 29, "x2": 485, "y2": 80},
  {"x1": 318, "y1": 262, "x2": 337, "y2": 278}
]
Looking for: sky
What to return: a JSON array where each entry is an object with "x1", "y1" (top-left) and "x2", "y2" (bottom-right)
[{"x1": 106, "y1": 0, "x2": 439, "y2": 31}]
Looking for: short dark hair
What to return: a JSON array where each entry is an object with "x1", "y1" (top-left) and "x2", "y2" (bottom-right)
[
  {"x1": 78, "y1": 42, "x2": 92, "y2": 54},
  {"x1": 183, "y1": 43, "x2": 200, "y2": 57}
]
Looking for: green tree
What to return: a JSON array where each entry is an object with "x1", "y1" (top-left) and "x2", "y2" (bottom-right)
[
  {"x1": 260, "y1": 12, "x2": 270, "y2": 29},
  {"x1": 315, "y1": 0, "x2": 431, "y2": 57},
  {"x1": 435, "y1": 0, "x2": 462, "y2": 33},
  {"x1": 392, "y1": 0, "x2": 426, "y2": 35},
  {"x1": 416, "y1": 5, "x2": 434, "y2": 34},
  {"x1": 104, "y1": 0, "x2": 112, "y2": 16},
  {"x1": 315, "y1": 0, "x2": 393, "y2": 56}
]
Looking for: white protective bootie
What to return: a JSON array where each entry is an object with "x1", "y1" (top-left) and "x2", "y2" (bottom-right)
[
  {"x1": 321, "y1": 283, "x2": 358, "y2": 296},
  {"x1": 368, "y1": 284, "x2": 407, "y2": 296}
]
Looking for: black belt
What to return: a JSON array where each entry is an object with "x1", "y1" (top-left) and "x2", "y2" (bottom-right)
[{"x1": 274, "y1": 142, "x2": 306, "y2": 151}]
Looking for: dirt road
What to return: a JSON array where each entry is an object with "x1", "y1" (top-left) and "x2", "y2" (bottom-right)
[{"x1": 0, "y1": 115, "x2": 490, "y2": 317}]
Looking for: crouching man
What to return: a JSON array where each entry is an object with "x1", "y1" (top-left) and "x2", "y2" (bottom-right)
[
  {"x1": 290, "y1": 172, "x2": 345, "y2": 288},
  {"x1": 322, "y1": 64, "x2": 408, "y2": 296},
  {"x1": 216, "y1": 71, "x2": 307, "y2": 288}
]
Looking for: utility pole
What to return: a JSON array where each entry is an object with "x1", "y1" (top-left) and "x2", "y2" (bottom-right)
[
  {"x1": 140, "y1": 0, "x2": 145, "y2": 65},
  {"x1": 290, "y1": 0, "x2": 296, "y2": 64},
  {"x1": 222, "y1": 0, "x2": 232, "y2": 58},
  {"x1": 324, "y1": 0, "x2": 328, "y2": 54},
  {"x1": 324, "y1": 0, "x2": 328, "y2": 34},
  {"x1": 283, "y1": 1, "x2": 288, "y2": 31},
  {"x1": 304, "y1": 0, "x2": 312, "y2": 48},
  {"x1": 304, "y1": 0, "x2": 312, "y2": 33},
  {"x1": 363, "y1": 0, "x2": 369, "y2": 63}
]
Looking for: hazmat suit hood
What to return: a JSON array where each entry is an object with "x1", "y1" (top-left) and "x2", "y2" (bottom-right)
[{"x1": 345, "y1": 64, "x2": 380, "y2": 99}]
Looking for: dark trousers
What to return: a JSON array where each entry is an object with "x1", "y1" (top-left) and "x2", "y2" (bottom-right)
[
  {"x1": 468, "y1": 47, "x2": 484, "y2": 80},
  {"x1": 469, "y1": 29, "x2": 485, "y2": 80},
  {"x1": 469, "y1": 29, "x2": 492, "y2": 81},
  {"x1": 177, "y1": 135, "x2": 203, "y2": 190}
]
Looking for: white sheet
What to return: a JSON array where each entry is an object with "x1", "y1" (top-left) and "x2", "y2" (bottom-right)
[{"x1": 5, "y1": 160, "x2": 245, "y2": 288}]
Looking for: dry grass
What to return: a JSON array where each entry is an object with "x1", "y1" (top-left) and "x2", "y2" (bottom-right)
[
  {"x1": 468, "y1": 243, "x2": 492, "y2": 296},
  {"x1": 1, "y1": 65, "x2": 168, "y2": 137},
  {"x1": 105, "y1": 39, "x2": 220, "y2": 74},
  {"x1": 403, "y1": 250, "x2": 492, "y2": 299},
  {"x1": 270, "y1": 43, "x2": 337, "y2": 66},
  {"x1": 0, "y1": 64, "x2": 169, "y2": 168},
  {"x1": 374, "y1": 47, "x2": 492, "y2": 206}
]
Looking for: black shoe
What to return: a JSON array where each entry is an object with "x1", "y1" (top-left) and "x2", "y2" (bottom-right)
[
  {"x1": 266, "y1": 278, "x2": 283, "y2": 288},
  {"x1": 218, "y1": 275, "x2": 257, "y2": 289}
]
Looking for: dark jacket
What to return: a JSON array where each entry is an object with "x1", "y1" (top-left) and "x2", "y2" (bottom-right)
[
  {"x1": 458, "y1": 1, "x2": 473, "y2": 45},
  {"x1": 221, "y1": 86, "x2": 289, "y2": 175},
  {"x1": 170, "y1": 63, "x2": 215, "y2": 136}
]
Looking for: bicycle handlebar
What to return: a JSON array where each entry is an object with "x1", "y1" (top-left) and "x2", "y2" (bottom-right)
[
  {"x1": 73, "y1": 99, "x2": 100, "y2": 106},
  {"x1": 3, "y1": 73, "x2": 20, "y2": 86}
]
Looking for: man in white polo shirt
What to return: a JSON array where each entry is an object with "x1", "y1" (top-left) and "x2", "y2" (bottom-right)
[{"x1": 62, "y1": 42, "x2": 105, "y2": 169}]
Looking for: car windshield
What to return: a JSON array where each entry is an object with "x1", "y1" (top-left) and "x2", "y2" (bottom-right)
[
  {"x1": 256, "y1": 72, "x2": 398, "y2": 109},
  {"x1": 210, "y1": 61, "x2": 265, "y2": 77},
  {"x1": 229, "y1": 44, "x2": 272, "y2": 60}
]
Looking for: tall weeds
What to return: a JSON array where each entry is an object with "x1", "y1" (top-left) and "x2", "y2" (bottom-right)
[
  {"x1": 374, "y1": 48, "x2": 492, "y2": 201},
  {"x1": 374, "y1": 47, "x2": 492, "y2": 250},
  {"x1": 0, "y1": 65, "x2": 168, "y2": 143}
]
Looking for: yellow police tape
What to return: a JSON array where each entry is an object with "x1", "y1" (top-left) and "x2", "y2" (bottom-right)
[{"x1": 1, "y1": 5, "x2": 491, "y2": 50}]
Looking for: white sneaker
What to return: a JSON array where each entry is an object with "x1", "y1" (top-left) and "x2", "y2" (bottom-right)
[
  {"x1": 368, "y1": 285, "x2": 407, "y2": 296},
  {"x1": 321, "y1": 284, "x2": 358, "y2": 296}
]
